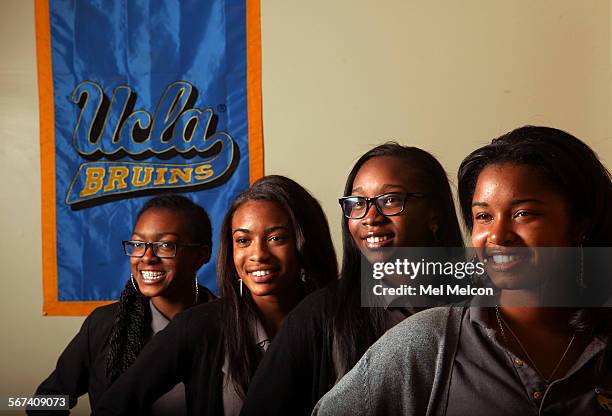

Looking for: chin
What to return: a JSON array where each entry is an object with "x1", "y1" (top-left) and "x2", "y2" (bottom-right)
[{"x1": 361, "y1": 246, "x2": 400, "y2": 264}]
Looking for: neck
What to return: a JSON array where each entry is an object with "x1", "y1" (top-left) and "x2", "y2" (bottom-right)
[
  {"x1": 151, "y1": 286, "x2": 197, "y2": 320},
  {"x1": 252, "y1": 287, "x2": 302, "y2": 338},
  {"x1": 498, "y1": 293, "x2": 576, "y2": 333}
]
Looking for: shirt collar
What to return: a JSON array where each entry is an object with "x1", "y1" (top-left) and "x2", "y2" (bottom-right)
[{"x1": 149, "y1": 299, "x2": 170, "y2": 335}]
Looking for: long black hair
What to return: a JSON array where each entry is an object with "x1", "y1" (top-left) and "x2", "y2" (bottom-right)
[
  {"x1": 106, "y1": 194, "x2": 212, "y2": 383},
  {"x1": 332, "y1": 142, "x2": 464, "y2": 377},
  {"x1": 457, "y1": 126, "x2": 612, "y2": 360},
  {"x1": 218, "y1": 175, "x2": 338, "y2": 397}
]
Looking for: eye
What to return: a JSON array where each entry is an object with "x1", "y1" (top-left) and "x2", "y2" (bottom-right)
[
  {"x1": 473, "y1": 212, "x2": 492, "y2": 223},
  {"x1": 269, "y1": 234, "x2": 288, "y2": 243},
  {"x1": 131, "y1": 241, "x2": 145, "y2": 248},
  {"x1": 513, "y1": 210, "x2": 539, "y2": 220},
  {"x1": 235, "y1": 237, "x2": 250, "y2": 247},
  {"x1": 159, "y1": 241, "x2": 173, "y2": 249}
]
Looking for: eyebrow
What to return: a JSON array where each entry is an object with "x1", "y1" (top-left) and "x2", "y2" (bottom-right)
[
  {"x1": 351, "y1": 184, "x2": 407, "y2": 193},
  {"x1": 471, "y1": 198, "x2": 545, "y2": 207},
  {"x1": 232, "y1": 225, "x2": 290, "y2": 235},
  {"x1": 131, "y1": 232, "x2": 180, "y2": 239}
]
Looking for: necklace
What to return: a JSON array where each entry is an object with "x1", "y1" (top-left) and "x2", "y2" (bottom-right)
[{"x1": 494, "y1": 306, "x2": 576, "y2": 384}]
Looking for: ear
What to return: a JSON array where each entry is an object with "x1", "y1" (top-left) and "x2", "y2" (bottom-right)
[
  {"x1": 571, "y1": 218, "x2": 589, "y2": 245},
  {"x1": 428, "y1": 208, "x2": 440, "y2": 236},
  {"x1": 195, "y1": 244, "x2": 212, "y2": 268}
]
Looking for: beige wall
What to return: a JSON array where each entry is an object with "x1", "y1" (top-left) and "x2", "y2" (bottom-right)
[{"x1": 1, "y1": 1, "x2": 610, "y2": 414}]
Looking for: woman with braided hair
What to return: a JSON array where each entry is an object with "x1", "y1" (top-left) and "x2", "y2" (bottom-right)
[
  {"x1": 30, "y1": 195, "x2": 216, "y2": 415},
  {"x1": 94, "y1": 175, "x2": 338, "y2": 415}
]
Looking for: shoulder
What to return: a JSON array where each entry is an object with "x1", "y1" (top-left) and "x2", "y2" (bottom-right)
[
  {"x1": 365, "y1": 306, "x2": 464, "y2": 366},
  {"x1": 288, "y1": 282, "x2": 337, "y2": 318},
  {"x1": 171, "y1": 299, "x2": 224, "y2": 333},
  {"x1": 80, "y1": 302, "x2": 120, "y2": 335},
  {"x1": 88, "y1": 302, "x2": 120, "y2": 321}
]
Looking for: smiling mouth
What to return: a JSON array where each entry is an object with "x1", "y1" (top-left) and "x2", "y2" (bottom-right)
[
  {"x1": 490, "y1": 255, "x2": 521, "y2": 264},
  {"x1": 248, "y1": 269, "x2": 276, "y2": 283},
  {"x1": 140, "y1": 270, "x2": 166, "y2": 283},
  {"x1": 363, "y1": 234, "x2": 394, "y2": 248},
  {"x1": 484, "y1": 251, "x2": 531, "y2": 272}
]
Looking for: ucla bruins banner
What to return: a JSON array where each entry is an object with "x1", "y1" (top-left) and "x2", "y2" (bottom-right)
[{"x1": 35, "y1": 0, "x2": 263, "y2": 315}]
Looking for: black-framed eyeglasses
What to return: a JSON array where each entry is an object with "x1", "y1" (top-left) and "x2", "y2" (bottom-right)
[
  {"x1": 122, "y1": 240, "x2": 203, "y2": 258},
  {"x1": 338, "y1": 192, "x2": 429, "y2": 219}
]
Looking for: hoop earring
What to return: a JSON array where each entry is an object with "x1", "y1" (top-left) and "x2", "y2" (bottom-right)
[
  {"x1": 468, "y1": 255, "x2": 488, "y2": 286},
  {"x1": 238, "y1": 278, "x2": 243, "y2": 297},
  {"x1": 195, "y1": 276, "x2": 199, "y2": 303},
  {"x1": 432, "y1": 228, "x2": 440, "y2": 244},
  {"x1": 577, "y1": 245, "x2": 586, "y2": 290},
  {"x1": 130, "y1": 273, "x2": 139, "y2": 293},
  {"x1": 300, "y1": 268, "x2": 306, "y2": 283}
]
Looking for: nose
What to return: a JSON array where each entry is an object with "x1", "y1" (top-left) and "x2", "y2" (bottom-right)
[
  {"x1": 360, "y1": 201, "x2": 385, "y2": 226},
  {"x1": 249, "y1": 238, "x2": 271, "y2": 262},
  {"x1": 487, "y1": 217, "x2": 515, "y2": 245},
  {"x1": 141, "y1": 244, "x2": 160, "y2": 263}
]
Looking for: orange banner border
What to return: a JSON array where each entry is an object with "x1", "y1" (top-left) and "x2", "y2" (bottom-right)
[{"x1": 35, "y1": 0, "x2": 264, "y2": 316}]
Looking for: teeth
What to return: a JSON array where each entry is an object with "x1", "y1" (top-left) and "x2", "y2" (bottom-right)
[
  {"x1": 252, "y1": 270, "x2": 272, "y2": 277},
  {"x1": 141, "y1": 271, "x2": 164, "y2": 281},
  {"x1": 491, "y1": 255, "x2": 519, "y2": 264},
  {"x1": 366, "y1": 235, "x2": 391, "y2": 244}
]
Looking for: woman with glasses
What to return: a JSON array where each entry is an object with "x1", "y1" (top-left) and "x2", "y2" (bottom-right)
[
  {"x1": 30, "y1": 195, "x2": 216, "y2": 415},
  {"x1": 313, "y1": 126, "x2": 612, "y2": 415},
  {"x1": 94, "y1": 175, "x2": 338, "y2": 415},
  {"x1": 241, "y1": 142, "x2": 464, "y2": 416}
]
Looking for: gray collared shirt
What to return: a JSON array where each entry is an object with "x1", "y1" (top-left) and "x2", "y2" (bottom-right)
[
  {"x1": 446, "y1": 306, "x2": 610, "y2": 415},
  {"x1": 149, "y1": 300, "x2": 187, "y2": 416},
  {"x1": 221, "y1": 318, "x2": 271, "y2": 416}
]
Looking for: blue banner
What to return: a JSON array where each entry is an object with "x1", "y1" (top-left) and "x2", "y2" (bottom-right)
[{"x1": 36, "y1": 0, "x2": 263, "y2": 315}]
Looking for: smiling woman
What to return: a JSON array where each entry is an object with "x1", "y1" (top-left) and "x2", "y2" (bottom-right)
[
  {"x1": 241, "y1": 142, "x2": 464, "y2": 416},
  {"x1": 312, "y1": 126, "x2": 612, "y2": 416},
  {"x1": 93, "y1": 175, "x2": 338, "y2": 415},
  {"x1": 29, "y1": 195, "x2": 217, "y2": 415}
]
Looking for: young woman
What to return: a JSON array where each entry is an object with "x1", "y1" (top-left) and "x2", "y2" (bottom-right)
[
  {"x1": 93, "y1": 175, "x2": 338, "y2": 415},
  {"x1": 30, "y1": 195, "x2": 216, "y2": 415},
  {"x1": 313, "y1": 126, "x2": 612, "y2": 415},
  {"x1": 241, "y1": 142, "x2": 464, "y2": 415}
]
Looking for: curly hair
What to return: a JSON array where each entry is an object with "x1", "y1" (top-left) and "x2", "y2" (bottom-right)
[{"x1": 105, "y1": 194, "x2": 212, "y2": 382}]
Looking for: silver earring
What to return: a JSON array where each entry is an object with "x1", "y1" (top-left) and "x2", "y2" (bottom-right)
[
  {"x1": 577, "y1": 245, "x2": 586, "y2": 289},
  {"x1": 130, "y1": 273, "x2": 139, "y2": 293},
  {"x1": 432, "y1": 227, "x2": 440, "y2": 244},
  {"x1": 300, "y1": 268, "x2": 306, "y2": 283},
  {"x1": 238, "y1": 278, "x2": 243, "y2": 297},
  {"x1": 195, "y1": 276, "x2": 199, "y2": 303}
]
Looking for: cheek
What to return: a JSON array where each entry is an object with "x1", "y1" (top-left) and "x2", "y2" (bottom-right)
[
  {"x1": 233, "y1": 250, "x2": 246, "y2": 274},
  {"x1": 470, "y1": 227, "x2": 488, "y2": 247},
  {"x1": 347, "y1": 221, "x2": 360, "y2": 243}
]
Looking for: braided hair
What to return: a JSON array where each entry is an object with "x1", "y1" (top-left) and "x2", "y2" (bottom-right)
[{"x1": 105, "y1": 194, "x2": 212, "y2": 382}]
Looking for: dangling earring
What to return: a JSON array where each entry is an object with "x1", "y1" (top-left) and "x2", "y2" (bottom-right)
[
  {"x1": 195, "y1": 276, "x2": 199, "y2": 303},
  {"x1": 238, "y1": 278, "x2": 243, "y2": 297},
  {"x1": 130, "y1": 273, "x2": 140, "y2": 293},
  {"x1": 577, "y1": 244, "x2": 586, "y2": 290},
  {"x1": 431, "y1": 225, "x2": 440, "y2": 244},
  {"x1": 300, "y1": 268, "x2": 307, "y2": 283},
  {"x1": 468, "y1": 255, "x2": 488, "y2": 286}
]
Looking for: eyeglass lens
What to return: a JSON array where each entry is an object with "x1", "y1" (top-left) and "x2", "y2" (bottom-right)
[
  {"x1": 124, "y1": 241, "x2": 177, "y2": 258},
  {"x1": 342, "y1": 193, "x2": 406, "y2": 218}
]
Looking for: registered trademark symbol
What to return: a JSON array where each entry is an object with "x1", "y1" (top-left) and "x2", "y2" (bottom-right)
[{"x1": 217, "y1": 104, "x2": 226, "y2": 112}]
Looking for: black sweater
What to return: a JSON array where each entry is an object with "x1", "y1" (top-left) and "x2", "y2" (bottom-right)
[
  {"x1": 30, "y1": 303, "x2": 120, "y2": 414},
  {"x1": 30, "y1": 287, "x2": 215, "y2": 415},
  {"x1": 240, "y1": 287, "x2": 337, "y2": 416},
  {"x1": 94, "y1": 299, "x2": 226, "y2": 415}
]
